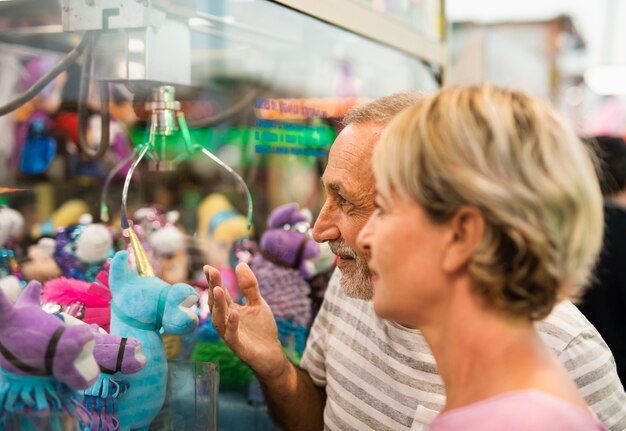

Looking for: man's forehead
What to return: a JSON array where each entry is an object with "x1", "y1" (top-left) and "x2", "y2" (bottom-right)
[
  {"x1": 321, "y1": 123, "x2": 380, "y2": 193},
  {"x1": 322, "y1": 158, "x2": 373, "y2": 196}
]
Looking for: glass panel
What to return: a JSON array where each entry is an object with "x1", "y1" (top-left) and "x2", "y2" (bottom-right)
[
  {"x1": 0, "y1": 1, "x2": 440, "y2": 429},
  {"x1": 190, "y1": 0, "x2": 440, "y2": 95},
  {"x1": 149, "y1": 360, "x2": 219, "y2": 431},
  {"x1": 347, "y1": 0, "x2": 443, "y2": 41}
]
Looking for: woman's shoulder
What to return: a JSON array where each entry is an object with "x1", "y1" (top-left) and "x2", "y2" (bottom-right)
[{"x1": 429, "y1": 390, "x2": 608, "y2": 431}]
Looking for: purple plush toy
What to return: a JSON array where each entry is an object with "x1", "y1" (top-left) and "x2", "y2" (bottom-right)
[
  {"x1": 81, "y1": 324, "x2": 146, "y2": 431},
  {"x1": 0, "y1": 281, "x2": 99, "y2": 429},
  {"x1": 89, "y1": 325, "x2": 146, "y2": 377},
  {"x1": 250, "y1": 203, "x2": 320, "y2": 328}
]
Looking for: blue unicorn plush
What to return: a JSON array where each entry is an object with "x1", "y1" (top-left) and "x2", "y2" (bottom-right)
[{"x1": 108, "y1": 237, "x2": 199, "y2": 431}]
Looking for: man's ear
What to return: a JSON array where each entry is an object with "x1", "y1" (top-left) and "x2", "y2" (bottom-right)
[{"x1": 441, "y1": 206, "x2": 485, "y2": 274}]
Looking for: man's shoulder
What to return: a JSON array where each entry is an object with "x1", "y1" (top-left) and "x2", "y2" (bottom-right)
[{"x1": 535, "y1": 300, "x2": 600, "y2": 355}]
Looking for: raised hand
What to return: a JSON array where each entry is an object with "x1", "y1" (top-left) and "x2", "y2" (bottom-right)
[{"x1": 204, "y1": 263, "x2": 289, "y2": 380}]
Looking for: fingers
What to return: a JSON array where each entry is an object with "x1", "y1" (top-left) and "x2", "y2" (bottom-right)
[
  {"x1": 235, "y1": 263, "x2": 263, "y2": 306},
  {"x1": 203, "y1": 265, "x2": 223, "y2": 313},
  {"x1": 211, "y1": 285, "x2": 229, "y2": 336},
  {"x1": 204, "y1": 265, "x2": 223, "y2": 289},
  {"x1": 223, "y1": 309, "x2": 239, "y2": 345}
]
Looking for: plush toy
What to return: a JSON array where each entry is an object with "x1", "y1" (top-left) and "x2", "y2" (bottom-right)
[
  {"x1": 151, "y1": 228, "x2": 188, "y2": 285},
  {"x1": 81, "y1": 324, "x2": 146, "y2": 431},
  {"x1": 21, "y1": 237, "x2": 62, "y2": 283},
  {"x1": 54, "y1": 218, "x2": 113, "y2": 282},
  {"x1": 0, "y1": 274, "x2": 21, "y2": 305},
  {"x1": 42, "y1": 267, "x2": 113, "y2": 338},
  {"x1": 13, "y1": 57, "x2": 65, "y2": 176},
  {"x1": 31, "y1": 199, "x2": 90, "y2": 238},
  {"x1": 0, "y1": 206, "x2": 25, "y2": 301},
  {"x1": 187, "y1": 194, "x2": 252, "y2": 375},
  {"x1": 129, "y1": 206, "x2": 188, "y2": 285},
  {"x1": 126, "y1": 208, "x2": 192, "y2": 361},
  {"x1": 192, "y1": 203, "x2": 318, "y2": 392},
  {"x1": 250, "y1": 203, "x2": 319, "y2": 331},
  {"x1": 22, "y1": 215, "x2": 113, "y2": 286},
  {"x1": 0, "y1": 281, "x2": 99, "y2": 430},
  {"x1": 197, "y1": 193, "x2": 252, "y2": 301},
  {"x1": 0, "y1": 206, "x2": 25, "y2": 250},
  {"x1": 108, "y1": 230, "x2": 199, "y2": 431},
  {"x1": 197, "y1": 194, "x2": 250, "y2": 243}
]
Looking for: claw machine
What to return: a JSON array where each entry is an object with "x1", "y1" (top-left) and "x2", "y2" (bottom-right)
[{"x1": 0, "y1": 0, "x2": 446, "y2": 429}]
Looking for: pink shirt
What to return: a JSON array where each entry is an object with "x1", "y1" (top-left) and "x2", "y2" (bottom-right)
[{"x1": 429, "y1": 390, "x2": 609, "y2": 431}]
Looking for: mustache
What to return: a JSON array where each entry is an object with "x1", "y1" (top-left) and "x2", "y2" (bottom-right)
[{"x1": 328, "y1": 240, "x2": 357, "y2": 259}]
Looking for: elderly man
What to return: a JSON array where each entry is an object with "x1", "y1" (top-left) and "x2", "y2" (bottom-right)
[{"x1": 205, "y1": 93, "x2": 626, "y2": 431}]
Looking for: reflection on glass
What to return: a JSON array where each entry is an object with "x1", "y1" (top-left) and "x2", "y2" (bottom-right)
[
  {"x1": 149, "y1": 360, "x2": 219, "y2": 431},
  {"x1": 2, "y1": 411, "x2": 79, "y2": 431},
  {"x1": 349, "y1": 0, "x2": 443, "y2": 40}
]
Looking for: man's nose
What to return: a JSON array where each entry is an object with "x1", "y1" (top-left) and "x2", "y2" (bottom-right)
[{"x1": 312, "y1": 201, "x2": 340, "y2": 243}]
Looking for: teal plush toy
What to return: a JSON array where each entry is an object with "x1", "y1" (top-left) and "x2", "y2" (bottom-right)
[{"x1": 108, "y1": 240, "x2": 199, "y2": 431}]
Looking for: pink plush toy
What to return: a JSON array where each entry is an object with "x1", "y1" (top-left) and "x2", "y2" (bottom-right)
[{"x1": 42, "y1": 270, "x2": 112, "y2": 332}]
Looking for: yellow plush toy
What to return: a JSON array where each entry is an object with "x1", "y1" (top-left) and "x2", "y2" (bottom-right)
[
  {"x1": 197, "y1": 193, "x2": 251, "y2": 245},
  {"x1": 196, "y1": 193, "x2": 252, "y2": 301},
  {"x1": 31, "y1": 199, "x2": 90, "y2": 238}
]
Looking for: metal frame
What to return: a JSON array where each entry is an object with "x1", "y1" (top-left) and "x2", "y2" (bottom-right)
[{"x1": 270, "y1": 0, "x2": 447, "y2": 67}]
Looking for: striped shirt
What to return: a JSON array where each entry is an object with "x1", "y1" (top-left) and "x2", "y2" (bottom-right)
[{"x1": 300, "y1": 270, "x2": 626, "y2": 431}]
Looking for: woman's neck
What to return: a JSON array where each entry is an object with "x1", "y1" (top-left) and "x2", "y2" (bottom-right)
[{"x1": 421, "y1": 288, "x2": 555, "y2": 412}]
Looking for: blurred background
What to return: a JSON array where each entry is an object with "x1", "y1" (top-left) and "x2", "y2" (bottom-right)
[{"x1": 447, "y1": 0, "x2": 626, "y2": 137}]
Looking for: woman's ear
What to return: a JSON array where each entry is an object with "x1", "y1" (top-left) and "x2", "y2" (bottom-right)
[{"x1": 441, "y1": 206, "x2": 485, "y2": 274}]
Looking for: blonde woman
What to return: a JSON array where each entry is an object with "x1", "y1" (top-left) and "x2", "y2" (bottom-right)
[{"x1": 357, "y1": 84, "x2": 609, "y2": 430}]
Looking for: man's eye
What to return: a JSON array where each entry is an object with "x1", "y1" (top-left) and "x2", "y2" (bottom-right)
[{"x1": 338, "y1": 195, "x2": 350, "y2": 206}]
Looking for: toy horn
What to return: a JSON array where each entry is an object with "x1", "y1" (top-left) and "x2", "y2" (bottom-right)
[{"x1": 128, "y1": 225, "x2": 155, "y2": 277}]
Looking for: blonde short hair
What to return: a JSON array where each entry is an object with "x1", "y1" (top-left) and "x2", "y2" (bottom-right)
[{"x1": 374, "y1": 84, "x2": 604, "y2": 320}]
